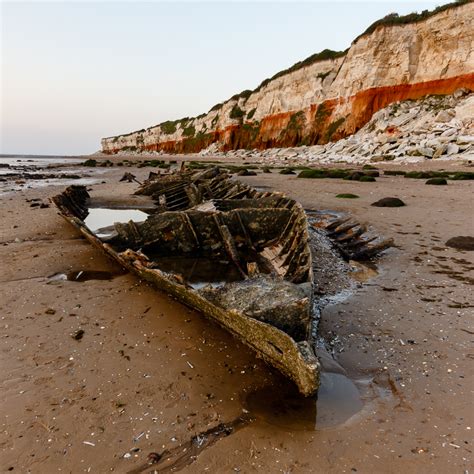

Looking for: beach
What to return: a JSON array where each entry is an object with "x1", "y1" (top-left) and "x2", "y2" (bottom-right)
[{"x1": 1, "y1": 155, "x2": 473, "y2": 473}]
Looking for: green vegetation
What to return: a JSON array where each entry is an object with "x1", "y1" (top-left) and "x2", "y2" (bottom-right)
[
  {"x1": 254, "y1": 49, "x2": 347, "y2": 92},
  {"x1": 325, "y1": 117, "x2": 346, "y2": 142},
  {"x1": 211, "y1": 114, "x2": 219, "y2": 127},
  {"x1": 363, "y1": 170, "x2": 380, "y2": 177},
  {"x1": 230, "y1": 105, "x2": 245, "y2": 120},
  {"x1": 398, "y1": 170, "x2": 474, "y2": 181},
  {"x1": 297, "y1": 167, "x2": 382, "y2": 180},
  {"x1": 230, "y1": 89, "x2": 252, "y2": 102},
  {"x1": 279, "y1": 168, "x2": 296, "y2": 175},
  {"x1": 82, "y1": 159, "x2": 97, "y2": 167},
  {"x1": 160, "y1": 121, "x2": 177, "y2": 135},
  {"x1": 209, "y1": 102, "x2": 224, "y2": 112},
  {"x1": 241, "y1": 121, "x2": 261, "y2": 142},
  {"x1": 336, "y1": 193, "x2": 359, "y2": 199},
  {"x1": 327, "y1": 168, "x2": 349, "y2": 179},
  {"x1": 355, "y1": 1, "x2": 470, "y2": 42},
  {"x1": 384, "y1": 170, "x2": 406, "y2": 176},
  {"x1": 317, "y1": 71, "x2": 331, "y2": 81},
  {"x1": 298, "y1": 169, "x2": 328, "y2": 179},
  {"x1": 451, "y1": 171, "x2": 474, "y2": 180},
  {"x1": 183, "y1": 125, "x2": 196, "y2": 137},
  {"x1": 297, "y1": 168, "x2": 349, "y2": 179},
  {"x1": 187, "y1": 161, "x2": 208, "y2": 170},
  {"x1": 181, "y1": 131, "x2": 214, "y2": 153},
  {"x1": 314, "y1": 103, "x2": 331, "y2": 125},
  {"x1": 405, "y1": 170, "x2": 449, "y2": 179},
  {"x1": 288, "y1": 111, "x2": 306, "y2": 130},
  {"x1": 99, "y1": 159, "x2": 113, "y2": 167},
  {"x1": 362, "y1": 164, "x2": 377, "y2": 170},
  {"x1": 279, "y1": 111, "x2": 307, "y2": 144},
  {"x1": 247, "y1": 108, "x2": 257, "y2": 120}
]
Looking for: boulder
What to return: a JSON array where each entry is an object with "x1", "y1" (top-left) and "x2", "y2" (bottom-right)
[
  {"x1": 371, "y1": 197, "x2": 406, "y2": 207},
  {"x1": 457, "y1": 136, "x2": 474, "y2": 145},
  {"x1": 446, "y1": 143, "x2": 460, "y2": 155},
  {"x1": 435, "y1": 109, "x2": 455, "y2": 123},
  {"x1": 433, "y1": 144, "x2": 448, "y2": 159}
]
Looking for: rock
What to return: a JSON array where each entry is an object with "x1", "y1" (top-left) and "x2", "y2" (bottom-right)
[
  {"x1": 457, "y1": 136, "x2": 474, "y2": 145},
  {"x1": 418, "y1": 147, "x2": 434, "y2": 158},
  {"x1": 426, "y1": 177, "x2": 447, "y2": 185},
  {"x1": 433, "y1": 144, "x2": 448, "y2": 158},
  {"x1": 236, "y1": 169, "x2": 257, "y2": 176},
  {"x1": 371, "y1": 197, "x2": 406, "y2": 207},
  {"x1": 72, "y1": 329, "x2": 85, "y2": 340},
  {"x1": 440, "y1": 128, "x2": 458, "y2": 137},
  {"x1": 453, "y1": 88, "x2": 469, "y2": 99},
  {"x1": 435, "y1": 109, "x2": 455, "y2": 123},
  {"x1": 446, "y1": 143, "x2": 460, "y2": 155},
  {"x1": 445, "y1": 236, "x2": 474, "y2": 251}
]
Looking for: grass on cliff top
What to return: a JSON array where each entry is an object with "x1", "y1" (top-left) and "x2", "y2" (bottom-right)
[
  {"x1": 354, "y1": 0, "x2": 471, "y2": 42},
  {"x1": 206, "y1": 48, "x2": 346, "y2": 113},
  {"x1": 254, "y1": 49, "x2": 347, "y2": 93}
]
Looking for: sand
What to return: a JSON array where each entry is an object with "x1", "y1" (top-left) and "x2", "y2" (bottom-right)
[{"x1": 1, "y1": 155, "x2": 473, "y2": 473}]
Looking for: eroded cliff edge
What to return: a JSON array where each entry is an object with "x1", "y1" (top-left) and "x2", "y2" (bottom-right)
[{"x1": 102, "y1": 1, "x2": 474, "y2": 155}]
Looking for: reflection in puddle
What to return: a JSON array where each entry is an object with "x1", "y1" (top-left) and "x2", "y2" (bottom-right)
[
  {"x1": 48, "y1": 269, "x2": 126, "y2": 282},
  {"x1": 243, "y1": 370, "x2": 363, "y2": 431},
  {"x1": 150, "y1": 256, "x2": 243, "y2": 289},
  {"x1": 349, "y1": 260, "x2": 379, "y2": 283},
  {"x1": 85, "y1": 208, "x2": 149, "y2": 237}
]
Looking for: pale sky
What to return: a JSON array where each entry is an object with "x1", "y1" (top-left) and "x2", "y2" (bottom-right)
[{"x1": 1, "y1": 1, "x2": 443, "y2": 155}]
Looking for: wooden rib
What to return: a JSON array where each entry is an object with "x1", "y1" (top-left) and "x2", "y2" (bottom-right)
[
  {"x1": 260, "y1": 244, "x2": 287, "y2": 277},
  {"x1": 180, "y1": 213, "x2": 200, "y2": 248},
  {"x1": 212, "y1": 215, "x2": 247, "y2": 278}
]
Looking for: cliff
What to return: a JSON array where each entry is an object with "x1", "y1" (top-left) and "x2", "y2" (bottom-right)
[{"x1": 101, "y1": 1, "x2": 474, "y2": 155}]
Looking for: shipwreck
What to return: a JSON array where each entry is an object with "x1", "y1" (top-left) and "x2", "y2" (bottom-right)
[
  {"x1": 53, "y1": 168, "x2": 319, "y2": 395},
  {"x1": 52, "y1": 166, "x2": 392, "y2": 396}
]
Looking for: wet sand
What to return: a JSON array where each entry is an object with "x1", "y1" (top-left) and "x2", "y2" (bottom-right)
[{"x1": 1, "y1": 156, "x2": 473, "y2": 473}]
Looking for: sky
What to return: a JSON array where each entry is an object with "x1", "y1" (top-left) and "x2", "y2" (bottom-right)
[{"x1": 1, "y1": 1, "x2": 444, "y2": 155}]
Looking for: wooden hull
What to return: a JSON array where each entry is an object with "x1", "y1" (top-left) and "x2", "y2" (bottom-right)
[{"x1": 52, "y1": 171, "x2": 320, "y2": 396}]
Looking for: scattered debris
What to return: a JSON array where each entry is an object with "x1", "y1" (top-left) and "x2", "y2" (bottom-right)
[
  {"x1": 71, "y1": 329, "x2": 85, "y2": 340},
  {"x1": 120, "y1": 172, "x2": 141, "y2": 184}
]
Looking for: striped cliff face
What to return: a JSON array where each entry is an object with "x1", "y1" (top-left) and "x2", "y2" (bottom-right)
[{"x1": 101, "y1": 2, "x2": 474, "y2": 155}]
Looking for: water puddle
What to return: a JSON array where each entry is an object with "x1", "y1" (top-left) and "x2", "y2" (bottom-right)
[
  {"x1": 243, "y1": 370, "x2": 363, "y2": 431},
  {"x1": 85, "y1": 208, "x2": 150, "y2": 237},
  {"x1": 150, "y1": 256, "x2": 243, "y2": 289},
  {"x1": 48, "y1": 269, "x2": 126, "y2": 282}
]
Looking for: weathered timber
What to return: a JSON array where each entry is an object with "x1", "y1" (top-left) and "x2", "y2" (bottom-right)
[{"x1": 52, "y1": 168, "x2": 319, "y2": 396}]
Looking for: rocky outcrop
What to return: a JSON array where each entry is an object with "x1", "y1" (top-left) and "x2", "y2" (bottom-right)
[{"x1": 102, "y1": 1, "x2": 474, "y2": 155}]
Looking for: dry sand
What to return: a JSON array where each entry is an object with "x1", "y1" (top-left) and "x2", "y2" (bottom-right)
[{"x1": 1, "y1": 156, "x2": 473, "y2": 473}]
